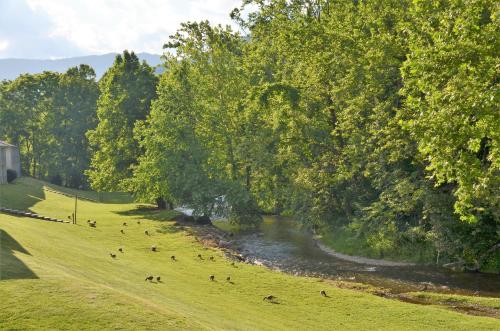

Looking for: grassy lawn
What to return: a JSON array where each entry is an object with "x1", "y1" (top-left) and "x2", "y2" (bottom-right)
[{"x1": 1, "y1": 178, "x2": 499, "y2": 330}]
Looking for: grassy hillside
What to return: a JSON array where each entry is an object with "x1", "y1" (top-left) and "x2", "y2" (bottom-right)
[{"x1": 1, "y1": 178, "x2": 499, "y2": 330}]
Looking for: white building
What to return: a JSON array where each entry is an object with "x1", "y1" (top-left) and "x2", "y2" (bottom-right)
[{"x1": 0, "y1": 141, "x2": 21, "y2": 184}]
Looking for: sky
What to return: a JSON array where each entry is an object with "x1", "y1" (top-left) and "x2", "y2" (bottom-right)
[{"x1": 0, "y1": 0, "x2": 244, "y2": 59}]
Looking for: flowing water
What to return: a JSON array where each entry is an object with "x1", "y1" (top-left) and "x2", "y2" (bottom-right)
[{"x1": 229, "y1": 216, "x2": 500, "y2": 297}]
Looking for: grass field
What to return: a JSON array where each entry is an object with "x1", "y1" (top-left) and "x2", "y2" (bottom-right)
[{"x1": 1, "y1": 178, "x2": 499, "y2": 330}]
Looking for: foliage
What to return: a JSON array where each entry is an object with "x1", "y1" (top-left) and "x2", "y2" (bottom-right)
[
  {"x1": 0, "y1": 66, "x2": 98, "y2": 187},
  {"x1": 132, "y1": 22, "x2": 261, "y2": 225},
  {"x1": 86, "y1": 51, "x2": 157, "y2": 192}
]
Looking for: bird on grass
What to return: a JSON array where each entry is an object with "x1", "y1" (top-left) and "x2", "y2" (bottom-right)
[
  {"x1": 320, "y1": 290, "x2": 328, "y2": 297},
  {"x1": 145, "y1": 275, "x2": 154, "y2": 282},
  {"x1": 171, "y1": 255, "x2": 176, "y2": 261},
  {"x1": 110, "y1": 253, "x2": 116, "y2": 258},
  {"x1": 209, "y1": 275, "x2": 215, "y2": 281},
  {"x1": 263, "y1": 295, "x2": 277, "y2": 302}
]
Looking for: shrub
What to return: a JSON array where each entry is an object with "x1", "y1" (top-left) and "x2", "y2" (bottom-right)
[{"x1": 50, "y1": 174, "x2": 62, "y2": 186}]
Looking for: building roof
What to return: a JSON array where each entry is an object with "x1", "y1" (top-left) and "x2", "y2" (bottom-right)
[{"x1": 0, "y1": 140, "x2": 17, "y2": 148}]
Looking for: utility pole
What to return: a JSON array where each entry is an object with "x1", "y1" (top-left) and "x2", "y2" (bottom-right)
[{"x1": 74, "y1": 195, "x2": 78, "y2": 224}]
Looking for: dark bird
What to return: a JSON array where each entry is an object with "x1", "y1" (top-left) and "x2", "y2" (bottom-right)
[
  {"x1": 151, "y1": 245, "x2": 157, "y2": 252},
  {"x1": 320, "y1": 290, "x2": 328, "y2": 297},
  {"x1": 110, "y1": 253, "x2": 116, "y2": 258},
  {"x1": 209, "y1": 256, "x2": 215, "y2": 261},
  {"x1": 137, "y1": 221, "x2": 141, "y2": 225},
  {"x1": 263, "y1": 295, "x2": 276, "y2": 301},
  {"x1": 145, "y1": 275, "x2": 154, "y2": 281},
  {"x1": 118, "y1": 247, "x2": 123, "y2": 253},
  {"x1": 209, "y1": 275, "x2": 215, "y2": 281},
  {"x1": 171, "y1": 255, "x2": 176, "y2": 261},
  {"x1": 123, "y1": 222, "x2": 127, "y2": 226},
  {"x1": 197, "y1": 254, "x2": 203, "y2": 260},
  {"x1": 226, "y1": 276, "x2": 231, "y2": 282},
  {"x1": 86, "y1": 219, "x2": 90, "y2": 223},
  {"x1": 156, "y1": 276, "x2": 161, "y2": 282},
  {"x1": 120, "y1": 229, "x2": 125, "y2": 234},
  {"x1": 145, "y1": 230, "x2": 149, "y2": 235}
]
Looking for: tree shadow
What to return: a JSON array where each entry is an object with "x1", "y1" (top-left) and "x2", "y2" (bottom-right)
[
  {"x1": 0, "y1": 229, "x2": 38, "y2": 280},
  {"x1": 114, "y1": 205, "x2": 185, "y2": 234},
  {"x1": 115, "y1": 205, "x2": 180, "y2": 221},
  {"x1": 0, "y1": 177, "x2": 46, "y2": 212}
]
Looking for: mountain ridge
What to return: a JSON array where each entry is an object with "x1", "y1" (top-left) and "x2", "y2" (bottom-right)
[{"x1": 0, "y1": 52, "x2": 162, "y2": 80}]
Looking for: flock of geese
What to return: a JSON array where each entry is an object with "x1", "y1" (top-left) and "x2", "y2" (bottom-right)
[{"x1": 86, "y1": 217, "x2": 329, "y2": 303}]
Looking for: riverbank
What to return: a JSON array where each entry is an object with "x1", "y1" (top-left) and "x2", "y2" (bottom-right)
[
  {"x1": 186, "y1": 218, "x2": 500, "y2": 319},
  {"x1": 315, "y1": 241, "x2": 415, "y2": 267}
]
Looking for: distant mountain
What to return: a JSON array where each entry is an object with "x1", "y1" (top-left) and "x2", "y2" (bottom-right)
[{"x1": 0, "y1": 53, "x2": 163, "y2": 80}]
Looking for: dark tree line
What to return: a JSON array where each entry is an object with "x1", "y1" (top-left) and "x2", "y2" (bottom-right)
[{"x1": 0, "y1": 65, "x2": 98, "y2": 188}]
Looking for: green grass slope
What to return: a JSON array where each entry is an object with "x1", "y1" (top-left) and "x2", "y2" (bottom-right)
[{"x1": 1, "y1": 178, "x2": 499, "y2": 330}]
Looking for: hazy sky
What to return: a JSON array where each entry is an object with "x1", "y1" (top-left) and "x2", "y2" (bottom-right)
[{"x1": 0, "y1": 0, "x2": 243, "y2": 59}]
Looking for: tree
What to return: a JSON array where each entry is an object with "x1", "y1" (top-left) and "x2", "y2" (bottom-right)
[
  {"x1": 0, "y1": 72, "x2": 59, "y2": 177},
  {"x1": 86, "y1": 51, "x2": 157, "y2": 192},
  {"x1": 132, "y1": 22, "x2": 261, "y2": 225},
  {"x1": 49, "y1": 65, "x2": 99, "y2": 188},
  {"x1": 0, "y1": 67, "x2": 98, "y2": 188}
]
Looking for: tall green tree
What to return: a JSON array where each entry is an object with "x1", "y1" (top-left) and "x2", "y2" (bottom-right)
[
  {"x1": 48, "y1": 65, "x2": 99, "y2": 187},
  {"x1": 0, "y1": 72, "x2": 59, "y2": 177},
  {"x1": 400, "y1": 0, "x2": 499, "y2": 268},
  {"x1": 132, "y1": 22, "x2": 261, "y2": 224},
  {"x1": 86, "y1": 51, "x2": 157, "y2": 192}
]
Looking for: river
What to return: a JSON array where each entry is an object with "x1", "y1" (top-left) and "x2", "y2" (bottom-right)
[{"x1": 227, "y1": 216, "x2": 500, "y2": 297}]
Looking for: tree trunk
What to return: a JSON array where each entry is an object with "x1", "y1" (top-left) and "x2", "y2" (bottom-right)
[{"x1": 156, "y1": 197, "x2": 167, "y2": 210}]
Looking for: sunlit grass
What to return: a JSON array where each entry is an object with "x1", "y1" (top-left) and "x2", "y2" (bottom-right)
[{"x1": 1, "y1": 178, "x2": 499, "y2": 330}]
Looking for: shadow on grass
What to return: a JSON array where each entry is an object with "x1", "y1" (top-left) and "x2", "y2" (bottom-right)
[
  {"x1": 0, "y1": 229, "x2": 38, "y2": 280},
  {"x1": 115, "y1": 205, "x2": 181, "y2": 222},
  {"x1": 0, "y1": 177, "x2": 46, "y2": 211},
  {"x1": 114, "y1": 205, "x2": 185, "y2": 234},
  {"x1": 42, "y1": 181, "x2": 134, "y2": 204}
]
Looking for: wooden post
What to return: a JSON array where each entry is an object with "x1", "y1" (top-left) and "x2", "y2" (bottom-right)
[{"x1": 74, "y1": 195, "x2": 78, "y2": 224}]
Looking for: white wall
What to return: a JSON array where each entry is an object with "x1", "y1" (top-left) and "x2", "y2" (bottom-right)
[
  {"x1": 0, "y1": 148, "x2": 6, "y2": 184},
  {"x1": 5, "y1": 146, "x2": 21, "y2": 177}
]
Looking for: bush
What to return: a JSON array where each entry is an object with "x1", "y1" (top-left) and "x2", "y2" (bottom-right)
[
  {"x1": 49, "y1": 174, "x2": 62, "y2": 186},
  {"x1": 6, "y1": 169, "x2": 17, "y2": 183}
]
